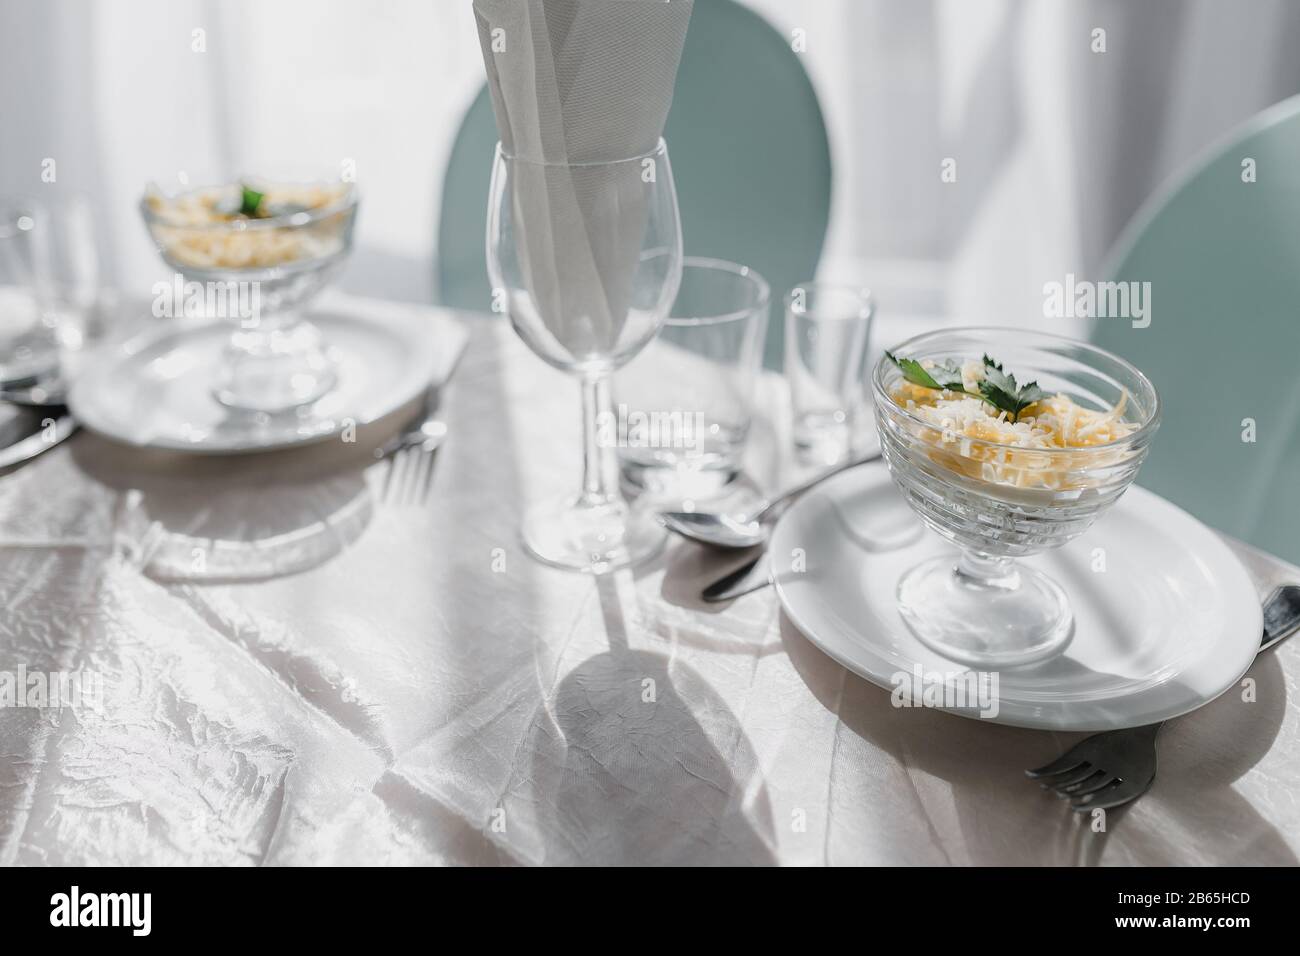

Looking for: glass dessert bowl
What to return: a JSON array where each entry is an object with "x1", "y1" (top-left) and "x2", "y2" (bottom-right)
[
  {"x1": 872, "y1": 327, "x2": 1160, "y2": 667},
  {"x1": 140, "y1": 177, "x2": 358, "y2": 412}
]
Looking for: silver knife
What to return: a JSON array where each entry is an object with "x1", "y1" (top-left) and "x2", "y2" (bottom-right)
[
  {"x1": 1261, "y1": 584, "x2": 1300, "y2": 650},
  {"x1": 702, "y1": 553, "x2": 770, "y2": 603}
]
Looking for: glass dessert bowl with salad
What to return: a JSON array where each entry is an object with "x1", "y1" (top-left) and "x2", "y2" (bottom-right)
[
  {"x1": 140, "y1": 176, "x2": 358, "y2": 412},
  {"x1": 873, "y1": 327, "x2": 1160, "y2": 667}
]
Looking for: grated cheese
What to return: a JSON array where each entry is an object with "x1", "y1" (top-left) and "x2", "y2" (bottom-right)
[
  {"x1": 144, "y1": 182, "x2": 351, "y2": 271},
  {"x1": 889, "y1": 358, "x2": 1139, "y2": 490}
]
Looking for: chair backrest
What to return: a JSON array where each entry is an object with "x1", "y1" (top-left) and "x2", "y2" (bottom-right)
[
  {"x1": 436, "y1": 0, "x2": 832, "y2": 368},
  {"x1": 1093, "y1": 94, "x2": 1300, "y2": 564}
]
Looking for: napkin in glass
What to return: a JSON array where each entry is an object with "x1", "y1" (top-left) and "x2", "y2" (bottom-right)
[{"x1": 472, "y1": 0, "x2": 693, "y2": 361}]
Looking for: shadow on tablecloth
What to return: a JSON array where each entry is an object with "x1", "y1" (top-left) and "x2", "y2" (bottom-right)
[
  {"x1": 779, "y1": 614, "x2": 1295, "y2": 866},
  {"x1": 68, "y1": 418, "x2": 404, "y2": 583}
]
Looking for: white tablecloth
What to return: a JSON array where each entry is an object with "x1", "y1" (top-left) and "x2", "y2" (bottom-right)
[{"x1": 2, "y1": 312, "x2": 1298, "y2": 865}]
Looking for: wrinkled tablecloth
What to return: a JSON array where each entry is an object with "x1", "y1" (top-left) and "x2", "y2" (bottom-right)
[{"x1": 1, "y1": 309, "x2": 1297, "y2": 866}]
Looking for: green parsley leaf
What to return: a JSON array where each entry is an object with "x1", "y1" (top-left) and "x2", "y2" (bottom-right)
[
  {"x1": 977, "y1": 359, "x2": 1047, "y2": 421},
  {"x1": 888, "y1": 350, "x2": 1046, "y2": 422},
  {"x1": 239, "y1": 185, "x2": 265, "y2": 218},
  {"x1": 885, "y1": 351, "x2": 965, "y2": 392},
  {"x1": 886, "y1": 350, "x2": 940, "y2": 389}
]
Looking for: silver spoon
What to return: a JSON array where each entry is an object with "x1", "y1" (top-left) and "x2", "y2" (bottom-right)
[{"x1": 659, "y1": 451, "x2": 882, "y2": 550}]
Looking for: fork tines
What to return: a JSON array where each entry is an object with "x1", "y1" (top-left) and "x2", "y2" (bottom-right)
[
  {"x1": 1026, "y1": 726, "x2": 1160, "y2": 812},
  {"x1": 382, "y1": 446, "x2": 439, "y2": 508}
]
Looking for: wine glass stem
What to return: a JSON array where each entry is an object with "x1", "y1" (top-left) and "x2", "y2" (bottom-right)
[
  {"x1": 954, "y1": 549, "x2": 1021, "y2": 591},
  {"x1": 579, "y1": 373, "x2": 614, "y2": 508}
]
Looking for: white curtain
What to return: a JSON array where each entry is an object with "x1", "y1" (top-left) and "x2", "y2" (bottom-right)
[
  {"x1": 3, "y1": 0, "x2": 1299, "y2": 339},
  {"x1": 743, "y1": 0, "x2": 1300, "y2": 342},
  {"x1": 0, "y1": 0, "x2": 485, "y2": 304}
]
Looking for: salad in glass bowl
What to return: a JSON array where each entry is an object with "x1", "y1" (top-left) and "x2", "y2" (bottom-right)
[
  {"x1": 140, "y1": 177, "x2": 358, "y2": 411},
  {"x1": 873, "y1": 327, "x2": 1160, "y2": 667}
]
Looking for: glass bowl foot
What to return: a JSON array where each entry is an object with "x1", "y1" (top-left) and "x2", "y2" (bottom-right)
[
  {"x1": 214, "y1": 322, "x2": 337, "y2": 412},
  {"x1": 897, "y1": 553, "x2": 1073, "y2": 668}
]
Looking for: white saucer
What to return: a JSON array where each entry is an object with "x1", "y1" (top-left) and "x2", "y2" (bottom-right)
[
  {"x1": 769, "y1": 465, "x2": 1263, "y2": 731},
  {"x1": 69, "y1": 297, "x2": 465, "y2": 453}
]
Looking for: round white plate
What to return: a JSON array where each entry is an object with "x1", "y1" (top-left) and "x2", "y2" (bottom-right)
[
  {"x1": 68, "y1": 308, "x2": 441, "y2": 453},
  {"x1": 769, "y1": 465, "x2": 1263, "y2": 731}
]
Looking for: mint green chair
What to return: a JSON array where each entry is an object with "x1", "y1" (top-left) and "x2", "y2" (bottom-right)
[
  {"x1": 1094, "y1": 94, "x2": 1300, "y2": 564},
  {"x1": 436, "y1": 0, "x2": 832, "y2": 368}
]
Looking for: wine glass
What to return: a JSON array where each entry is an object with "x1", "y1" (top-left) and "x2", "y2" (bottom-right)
[
  {"x1": 873, "y1": 328, "x2": 1160, "y2": 667},
  {"x1": 140, "y1": 177, "x2": 358, "y2": 412},
  {"x1": 486, "y1": 139, "x2": 683, "y2": 573}
]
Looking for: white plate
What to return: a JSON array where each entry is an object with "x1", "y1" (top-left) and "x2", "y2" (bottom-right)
[
  {"x1": 769, "y1": 465, "x2": 1262, "y2": 731},
  {"x1": 69, "y1": 299, "x2": 465, "y2": 454}
]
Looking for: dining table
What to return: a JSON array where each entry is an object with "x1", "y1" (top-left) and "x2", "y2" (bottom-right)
[{"x1": 1, "y1": 294, "x2": 1297, "y2": 866}]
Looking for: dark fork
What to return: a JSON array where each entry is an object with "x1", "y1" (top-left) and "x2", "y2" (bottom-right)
[
  {"x1": 1027, "y1": 585, "x2": 1300, "y2": 811},
  {"x1": 376, "y1": 387, "x2": 448, "y2": 508}
]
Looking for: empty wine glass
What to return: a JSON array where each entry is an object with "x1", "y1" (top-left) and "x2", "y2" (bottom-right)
[{"x1": 486, "y1": 139, "x2": 683, "y2": 573}]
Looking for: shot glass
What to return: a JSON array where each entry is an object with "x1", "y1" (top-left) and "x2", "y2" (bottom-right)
[
  {"x1": 784, "y1": 281, "x2": 874, "y2": 465},
  {"x1": 614, "y1": 257, "x2": 769, "y2": 500}
]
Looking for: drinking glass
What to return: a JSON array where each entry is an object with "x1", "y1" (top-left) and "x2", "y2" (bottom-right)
[
  {"x1": 140, "y1": 178, "x2": 358, "y2": 412},
  {"x1": 486, "y1": 139, "x2": 683, "y2": 573},
  {"x1": 873, "y1": 327, "x2": 1160, "y2": 667},
  {"x1": 614, "y1": 257, "x2": 768, "y2": 500},
  {"x1": 0, "y1": 203, "x2": 60, "y2": 388},
  {"x1": 785, "y1": 282, "x2": 874, "y2": 464},
  {"x1": 28, "y1": 193, "x2": 104, "y2": 352}
]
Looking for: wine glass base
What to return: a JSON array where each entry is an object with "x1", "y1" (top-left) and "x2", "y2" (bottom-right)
[
  {"x1": 522, "y1": 494, "x2": 666, "y2": 574},
  {"x1": 896, "y1": 554, "x2": 1073, "y2": 668}
]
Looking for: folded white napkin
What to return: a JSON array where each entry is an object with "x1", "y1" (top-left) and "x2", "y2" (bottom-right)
[{"x1": 473, "y1": 0, "x2": 693, "y2": 362}]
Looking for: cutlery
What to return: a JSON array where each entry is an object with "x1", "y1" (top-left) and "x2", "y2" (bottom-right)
[
  {"x1": 0, "y1": 376, "x2": 68, "y2": 407},
  {"x1": 660, "y1": 451, "x2": 881, "y2": 549},
  {"x1": 1027, "y1": 584, "x2": 1300, "y2": 811},
  {"x1": 377, "y1": 388, "x2": 448, "y2": 507},
  {"x1": 700, "y1": 511, "x2": 922, "y2": 602},
  {"x1": 702, "y1": 553, "x2": 770, "y2": 603},
  {"x1": 0, "y1": 405, "x2": 76, "y2": 471}
]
